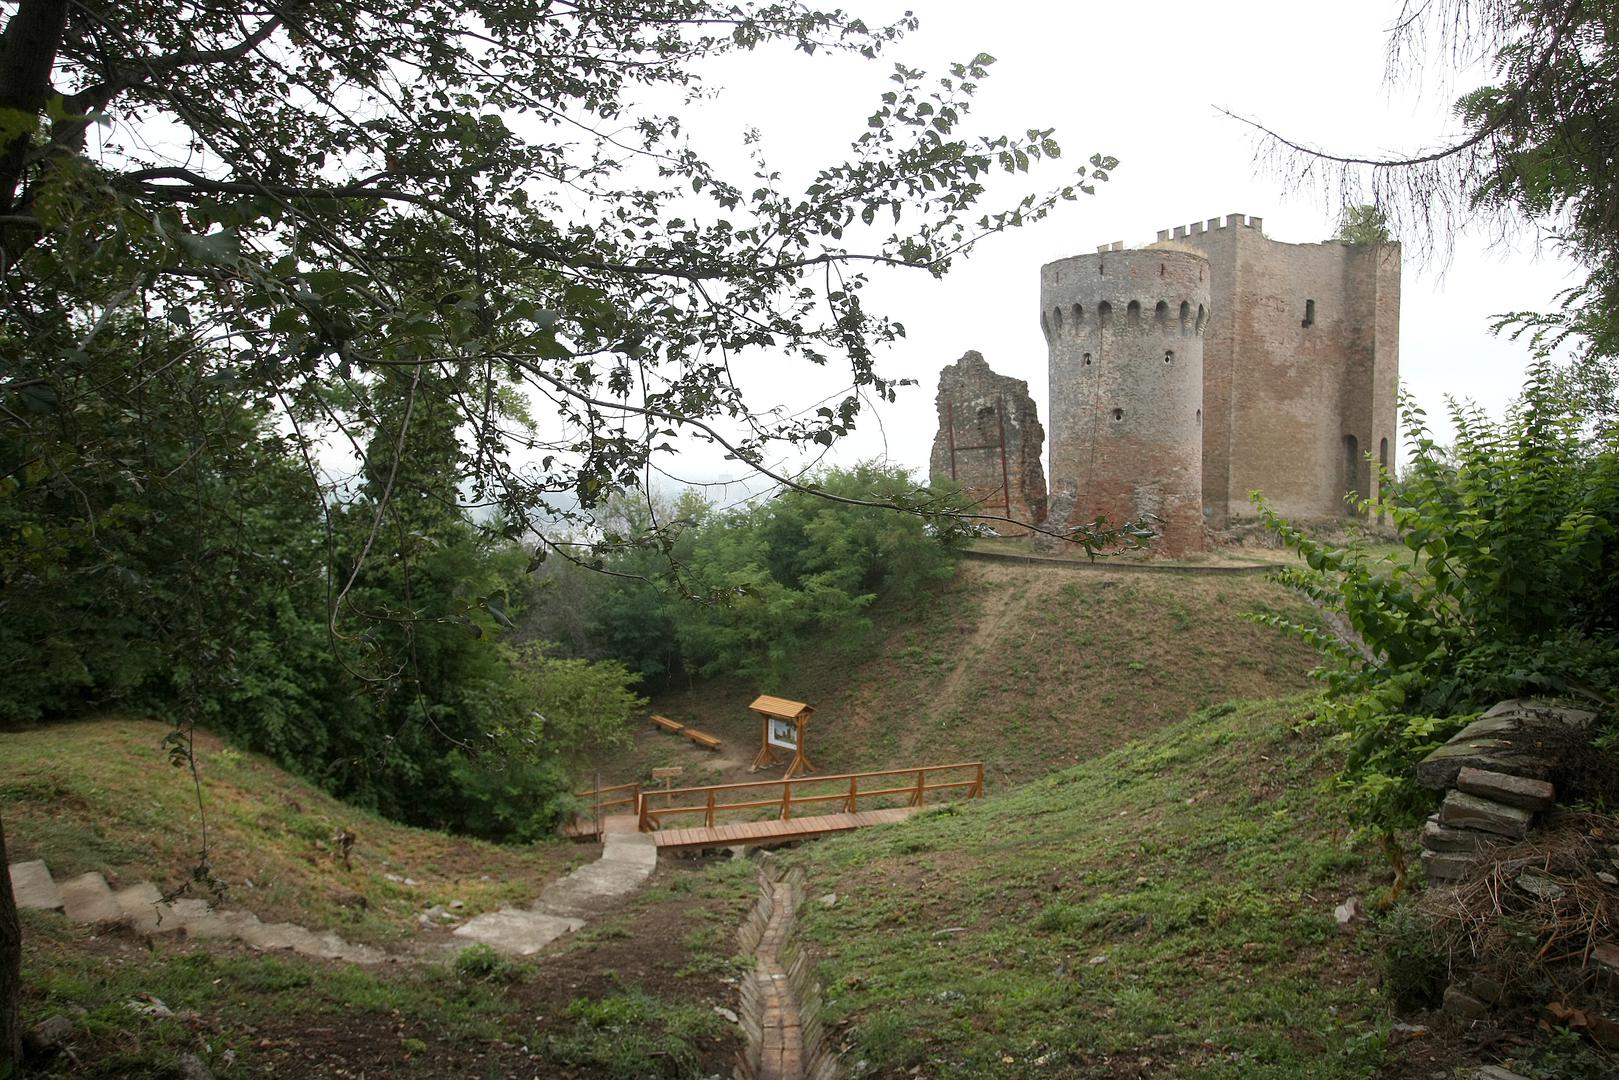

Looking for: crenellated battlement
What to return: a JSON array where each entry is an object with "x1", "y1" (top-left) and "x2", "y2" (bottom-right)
[{"x1": 1154, "y1": 213, "x2": 1264, "y2": 244}]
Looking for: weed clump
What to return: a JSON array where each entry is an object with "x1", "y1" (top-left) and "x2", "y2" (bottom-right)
[
  {"x1": 1375, "y1": 903, "x2": 1448, "y2": 1010},
  {"x1": 545, "y1": 992, "x2": 721, "y2": 1078},
  {"x1": 451, "y1": 943, "x2": 531, "y2": 984}
]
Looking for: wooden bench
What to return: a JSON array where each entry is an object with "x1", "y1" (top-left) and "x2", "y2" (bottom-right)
[
  {"x1": 682, "y1": 727, "x2": 722, "y2": 751},
  {"x1": 650, "y1": 714, "x2": 722, "y2": 751}
]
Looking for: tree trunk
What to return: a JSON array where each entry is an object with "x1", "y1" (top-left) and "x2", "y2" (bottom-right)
[
  {"x1": 0, "y1": 0, "x2": 69, "y2": 208},
  {"x1": 0, "y1": 813, "x2": 22, "y2": 1078}
]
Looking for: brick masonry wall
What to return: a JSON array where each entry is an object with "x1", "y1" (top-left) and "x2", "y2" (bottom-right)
[
  {"x1": 1040, "y1": 248, "x2": 1208, "y2": 553},
  {"x1": 1154, "y1": 215, "x2": 1400, "y2": 524}
]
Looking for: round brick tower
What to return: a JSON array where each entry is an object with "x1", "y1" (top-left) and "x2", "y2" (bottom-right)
[{"x1": 1041, "y1": 247, "x2": 1209, "y2": 553}]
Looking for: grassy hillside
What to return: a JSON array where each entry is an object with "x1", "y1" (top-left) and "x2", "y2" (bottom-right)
[
  {"x1": 0, "y1": 717, "x2": 593, "y2": 944},
  {"x1": 625, "y1": 560, "x2": 1320, "y2": 790},
  {"x1": 6, "y1": 719, "x2": 758, "y2": 1078},
  {"x1": 9, "y1": 556, "x2": 1444, "y2": 1080},
  {"x1": 789, "y1": 697, "x2": 1399, "y2": 1079}
]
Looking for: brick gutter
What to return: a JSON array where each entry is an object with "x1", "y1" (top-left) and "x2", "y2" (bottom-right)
[{"x1": 736, "y1": 860, "x2": 838, "y2": 1080}]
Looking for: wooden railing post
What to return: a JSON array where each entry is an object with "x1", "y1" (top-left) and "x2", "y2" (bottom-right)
[
  {"x1": 973, "y1": 763, "x2": 984, "y2": 798},
  {"x1": 911, "y1": 767, "x2": 925, "y2": 807},
  {"x1": 706, "y1": 789, "x2": 716, "y2": 829},
  {"x1": 846, "y1": 775, "x2": 857, "y2": 814},
  {"x1": 781, "y1": 780, "x2": 792, "y2": 821}
]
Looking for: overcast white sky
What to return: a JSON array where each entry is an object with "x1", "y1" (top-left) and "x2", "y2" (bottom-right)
[{"x1": 646, "y1": 0, "x2": 1582, "y2": 503}]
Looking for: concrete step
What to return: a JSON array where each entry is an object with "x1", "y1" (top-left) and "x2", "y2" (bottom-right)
[
  {"x1": 58, "y1": 871, "x2": 127, "y2": 926},
  {"x1": 9, "y1": 860, "x2": 64, "y2": 912},
  {"x1": 113, "y1": 881, "x2": 164, "y2": 931},
  {"x1": 452, "y1": 908, "x2": 584, "y2": 956},
  {"x1": 234, "y1": 919, "x2": 382, "y2": 965},
  {"x1": 241, "y1": 919, "x2": 325, "y2": 955},
  {"x1": 185, "y1": 909, "x2": 265, "y2": 941},
  {"x1": 601, "y1": 831, "x2": 658, "y2": 868},
  {"x1": 14, "y1": 861, "x2": 384, "y2": 964}
]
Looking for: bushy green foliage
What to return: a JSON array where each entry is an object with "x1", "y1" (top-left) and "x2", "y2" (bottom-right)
[
  {"x1": 448, "y1": 643, "x2": 646, "y2": 841},
  {"x1": 573, "y1": 463, "x2": 964, "y2": 688},
  {"x1": 450, "y1": 943, "x2": 532, "y2": 983},
  {"x1": 1254, "y1": 366, "x2": 1619, "y2": 838},
  {"x1": 0, "y1": 333, "x2": 645, "y2": 841},
  {"x1": 0, "y1": 325, "x2": 348, "y2": 734}
]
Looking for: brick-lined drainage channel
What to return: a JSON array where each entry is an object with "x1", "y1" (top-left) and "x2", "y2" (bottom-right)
[{"x1": 736, "y1": 859, "x2": 837, "y2": 1080}]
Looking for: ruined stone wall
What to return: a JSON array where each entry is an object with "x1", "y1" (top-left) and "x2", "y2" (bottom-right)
[
  {"x1": 1040, "y1": 248, "x2": 1208, "y2": 553},
  {"x1": 1150, "y1": 214, "x2": 1401, "y2": 524},
  {"x1": 927, "y1": 351, "x2": 1047, "y2": 534}
]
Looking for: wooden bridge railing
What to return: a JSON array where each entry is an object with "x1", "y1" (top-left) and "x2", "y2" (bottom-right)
[
  {"x1": 563, "y1": 781, "x2": 642, "y2": 837},
  {"x1": 636, "y1": 762, "x2": 984, "y2": 833}
]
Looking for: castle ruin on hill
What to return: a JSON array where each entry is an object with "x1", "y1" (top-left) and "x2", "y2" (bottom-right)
[{"x1": 931, "y1": 212, "x2": 1400, "y2": 553}]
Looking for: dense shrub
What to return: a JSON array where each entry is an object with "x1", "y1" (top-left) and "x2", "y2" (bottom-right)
[
  {"x1": 568, "y1": 462, "x2": 965, "y2": 688},
  {"x1": 1254, "y1": 364, "x2": 1619, "y2": 842}
]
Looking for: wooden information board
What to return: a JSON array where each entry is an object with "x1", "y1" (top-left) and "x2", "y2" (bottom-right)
[{"x1": 748, "y1": 695, "x2": 815, "y2": 779}]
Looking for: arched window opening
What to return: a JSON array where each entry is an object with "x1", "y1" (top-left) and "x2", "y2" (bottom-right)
[
  {"x1": 1052, "y1": 306, "x2": 1064, "y2": 331},
  {"x1": 1098, "y1": 301, "x2": 1112, "y2": 327},
  {"x1": 1343, "y1": 434, "x2": 1367, "y2": 502},
  {"x1": 1071, "y1": 303, "x2": 1084, "y2": 326},
  {"x1": 1040, "y1": 311, "x2": 1050, "y2": 338},
  {"x1": 1195, "y1": 304, "x2": 1207, "y2": 334},
  {"x1": 1303, "y1": 298, "x2": 1316, "y2": 327},
  {"x1": 1126, "y1": 300, "x2": 1142, "y2": 327},
  {"x1": 1154, "y1": 300, "x2": 1169, "y2": 327},
  {"x1": 1179, "y1": 301, "x2": 1190, "y2": 334}
]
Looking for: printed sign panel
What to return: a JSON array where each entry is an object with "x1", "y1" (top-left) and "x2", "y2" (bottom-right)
[{"x1": 767, "y1": 718, "x2": 798, "y2": 750}]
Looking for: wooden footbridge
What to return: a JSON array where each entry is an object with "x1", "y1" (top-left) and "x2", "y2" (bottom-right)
[{"x1": 565, "y1": 762, "x2": 984, "y2": 851}]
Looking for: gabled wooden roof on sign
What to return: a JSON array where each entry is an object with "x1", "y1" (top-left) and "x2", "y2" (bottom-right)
[{"x1": 748, "y1": 695, "x2": 813, "y2": 722}]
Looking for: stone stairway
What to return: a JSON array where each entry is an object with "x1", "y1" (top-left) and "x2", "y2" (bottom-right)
[
  {"x1": 9, "y1": 819, "x2": 659, "y2": 964},
  {"x1": 451, "y1": 817, "x2": 657, "y2": 956},
  {"x1": 8, "y1": 859, "x2": 383, "y2": 964}
]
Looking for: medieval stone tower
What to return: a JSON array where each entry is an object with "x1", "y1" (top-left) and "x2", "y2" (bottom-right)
[
  {"x1": 1157, "y1": 214, "x2": 1400, "y2": 528},
  {"x1": 1040, "y1": 248, "x2": 1210, "y2": 553},
  {"x1": 929, "y1": 212, "x2": 1400, "y2": 553}
]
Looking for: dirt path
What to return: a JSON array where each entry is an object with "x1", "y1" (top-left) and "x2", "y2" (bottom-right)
[{"x1": 930, "y1": 562, "x2": 1059, "y2": 720}]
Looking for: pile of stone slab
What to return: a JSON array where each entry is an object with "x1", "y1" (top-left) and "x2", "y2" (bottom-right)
[{"x1": 1415, "y1": 699, "x2": 1596, "y2": 884}]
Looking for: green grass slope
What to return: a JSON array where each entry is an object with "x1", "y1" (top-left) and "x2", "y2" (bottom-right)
[
  {"x1": 790, "y1": 696, "x2": 1398, "y2": 1079},
  {"x1": 5, "y1": 719, "x2": 756, "y2": 1078},
  {"x1": 0, "y1": 717, "x2": 592, "y2": 944},
  {"x1": 631, "y1": 560, "x2": 1320, "y2": 790}
]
